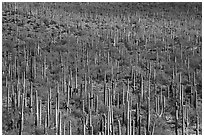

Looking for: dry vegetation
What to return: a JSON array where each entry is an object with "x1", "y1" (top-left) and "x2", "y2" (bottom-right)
[{"x1": 2, "y1": 2, "x2": 202, "y2": 135}]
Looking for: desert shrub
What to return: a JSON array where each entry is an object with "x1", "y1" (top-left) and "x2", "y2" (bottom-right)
[
  {"x1": 72, "y1": 108, "x2": 84, "y2": 118},
  {"x1": 153, "y1": 117, "x2": 173, "y2": 135},
  {"x1": 98, "y1": 103, "x2": 108, "y2": 114}
]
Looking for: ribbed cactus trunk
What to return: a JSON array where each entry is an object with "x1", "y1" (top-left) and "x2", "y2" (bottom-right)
[
  {"x1": 108, "y1": 88, "x2": 111, "y2": 107},
  {"x1": 55, "y1": 96, "x2": 59, "y2": 135},
  {"x1": 132, "y1": 120, "x2": 135, "y2": 135},
  {"x1": 103, "y1": 114, "x2": 107, "y2": 135},
  {"x1": 43, "y1": 55, "x2": 47, "y2": 79},
  {"x1": 95, "y1": 94, "x2": 98, "y2": 114},
  {"x1": 90, "y1": 79, "x2": 94, "y2": 110},
  {"x1": 107, "y1": 107, "x2": 110, "y2": 135},
  {"x1": 84, "y1": 73, "x2": 87, "y2": 96},
  {"x1": 179, "y1": 73, "x2": 183, "y2": 108},
  {"x1": 126, "y1": 99, "x2": 130, "y2": 135},
  {"x1": 19, "y1": 93, "x2": 24, "y2": 135},
  {"x1": 175, "y1": 102, "x2": 179, "y2": 135},
  {"x1": 7, "y1": 83, "x2": 10, "y2": 112},
  {"x1": 87, "y1": 93, "x2": 90, "y2": 113},
  {"x1": 30, "y1": 82, "x2": 33, "y2": 114},
  {"x1": 167, "y1": 85, "x2": 170, "y2": 99},
  {"x1": 67, "y1": 81, "x2": 70, "y2": 111},
  {"x1": 129, "y1": 108, "x2": 132, "y2": 135},
  {"x1": 39, "y1": 99, "x2": 42, "y2": 126},
  {"x1": 104, "y1": 71, "x2": 107, "y2": 105},
  {"x1": 155, "y1": 96, "x2": 158, "y2": 115},
  {"x1": 146, "y1": 63, "x2": 151, "y2": 135},
  {"x1": 135, "y1": 102, "x2": 139, "y2": 134},
  {"x1": 23, "y1": 72, "x2": 28, "y2": 108},
  {"x1": 185, "y1": 105, "x2": 189, "y2": 135},
  {"x1": 122, "y1": 82, "x2": 125, "y2": 106},
  {"x1": 35, "y1": 90, "x2": 39, "y2": 127},
  {"x1": 181, "y1": 105, "x2": 185, "y2": 135},
  {"x1": 117, "y1": 93, "x2": 120, "y2": 108},
  {"x1": 75, "y1": 62, "x2": 78, "y2": 91},
  {"x1": 193, "y1": 72, "x2": 199, "y2": 135},
  {"x1": 11, "y1": 85, "x2": 16, "y2": 113},
  {"x1": 47, "y1": 88, "x2": 51, "y2": 129},
  {"x1": 112, "y1": 81, "x2": 116, "y2": 106},
  {"x1": 88, "y1": 109, "x2": 93, "y2": 135},
  {"x1": 111, "y1": 107, "x2": 114, "y2": 135},
  {"x1": 17, "y1": 79, "x2": 21, "y2": 108},
  {"x1": 118, "y1": 119, "x2": 121, "y2": 135},
  {"x1": 195, "y1": 91, "x2": 199, "y2": 135},
  {"x1": 69, "y1": 70, "x2": 73, "y2": 99},
  {"x1": 82, "y1": 100, "x2": 85, "y2": 114},
  {"x1": 187, "y1": 57, "x2": 190, "y2": 82},
  {"x1": 140, "y1": 75, "x2": 144, "y2": 101},
  {"x1": 69, "y1": 120, "x2": 72, "y2": 135},
  {"x1": 83, "y1": 121, "x2": 86, "y2": 135},
  {"x1": 58, "y1": 111, "x2": 62, "y2": 135}
]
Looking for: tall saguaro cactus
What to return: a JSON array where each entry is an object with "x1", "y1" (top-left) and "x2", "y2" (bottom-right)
[
  {"x1": 35, "y1": 90, "x2": 39, "y2": 127},
  {"x1": 146, "y1": 62, "x2": 151, "y2": 135},
  {"x1": 69, "y1": 120, "x2": 72, "y2": 135},
  {"x1": 104, "y1": 71, "x2": 107, "y2": 105},
  {"x1": 58, "y1": 111, "x2": 62, "y2": 135},
  {"x1": 118, "y1": 119, "x2": 121, "y2": 135},
  {"x1": 175, "y1": 102, "x2": 179, "y2": 135},
  {"x1": 6, "y1": 83, "x2": 10, "y2": 112},
  {"x1": 39, "y1": 99, "x2": 42, "y2": 126},
  {"x1": 30, "y1": 82, "x2": 33, "y2": 114},
  {"x1": 95, "y1": 94, "x2": 98, "y2": 114},
  {"x1": 19, "y1": 93, "x2": 24, "y2": 135},
  {"x1": 47, "y1": 88, "x2": 51, "y2": 129}
]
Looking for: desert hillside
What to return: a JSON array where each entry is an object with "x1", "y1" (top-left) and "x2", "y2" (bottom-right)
[{"x1": 2, "y1": 2, "x2": 202, "y2": 135}]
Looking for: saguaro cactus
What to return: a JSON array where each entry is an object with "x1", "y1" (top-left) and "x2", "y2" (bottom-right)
[
  {"x1": 107, "y1": 106, "x2": 112, "y2": 135},
  {"x1": 102, "y1": 114, "x2": 107, "y2": 135},
  {"x1": 55, "y1": 96, "x2": 59, "y2": 135},
  {"x1": 47, "y1": 88, "x2": 51, "y2": 129},
  {"x1": 185, "y1": 105, "x2": 189, "y2": 135},
  {"x1": 35, "y1": 90, "x2": 39, "y2": 127},
  {"x1": 104, "y1": 71, "x2": 107, "y2": 105},
  {"x1": 67, "y1": 81, "x2": 70, "y2": 110},
  {"x1": 44, "y1": 115, "x2": 47, "y2": 135},
  {"x1": 117, "y1": 93, "x2": 120, "y2": 108},
  {"x1": 30, "y1": 82, "x2": 33, "y2": 114},
  {"x1": 58, "y1": 111, "x2": 62, "y2": 135},
  {"x1": 132, "y1": 120, "x2": 135, "y2": 135},
  {"x1": 68, "y1": 120, "x2": 72, "y2": 135},
  {"x1": 146, "y1": 63, "x2": 151, "y2": 135},
  {"x1": 95, "y1": 94, "x2": 98, "y2": 114},
  {"x1": 19, "y1": 93, "x2": 24, "y2": 135},
  {"x1": 126, "y1": 100, "x2": 130, "y2": 135},
  {"x1": 39, "y1": 99, "x2": 42, "y2": 126},
  {"x1": 140, "y1": 75, "x2": 144, "y2": 101},
  {"x1": 138, "y1": 115, "x2": 141, "y2": 135},
  {"x1": 181, "y1": 105, "x2": 186, "y2": 135},
  {"x1": 195, "y1": 90, "x2": 199, "y2": 135},
  {"x1": 7, "y1": 83, "x2": 10, "y2": 112},
  {"x1": 83, "y1": 121, "x2": 86, "y2": 135},
  {"x1": 155, "y1": 92, "x2": 165, "y2": 118},
  {"x1": 82, "y1": 100, "x2": 85, "y2": 114},
  {"x1": 175, "y1": 102, "x2": 179, "y2": 135},
  {"x1": 63, "y1": 121, "x2": 66, "y2": 135}
]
